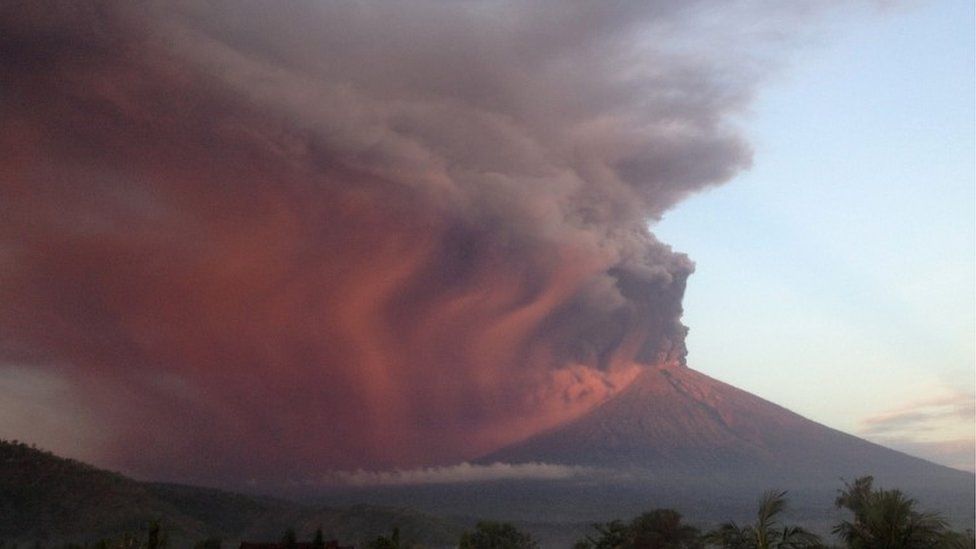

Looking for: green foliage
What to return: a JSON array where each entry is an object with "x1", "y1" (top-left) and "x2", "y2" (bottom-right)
[
  {"x1": 705, "y1": 491, "x2": 822, "y2": 548},
  {"x1": 832, "y1": 476, "x2": 958, "y2": 549},
  {"x1": 458, "y1": 521, "x2": 539, "y2": 549}
]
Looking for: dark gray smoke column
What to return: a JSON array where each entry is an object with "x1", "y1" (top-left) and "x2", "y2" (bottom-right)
[{"x1": 0, "y1": 1, "x2": 794, "y2": 483}]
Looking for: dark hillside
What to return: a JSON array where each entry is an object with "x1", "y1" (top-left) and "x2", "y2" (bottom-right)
[
  {"x1": 0, "y1": 441, "x2": 463, "y2": 547},
  {"x1": 0, "y1": 440, "x2": 210, "y2": 544}
]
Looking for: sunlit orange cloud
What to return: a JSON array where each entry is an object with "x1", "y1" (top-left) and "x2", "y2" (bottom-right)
[{"x1": 0, "y1": 2, "x2": 756, "y2": 485}]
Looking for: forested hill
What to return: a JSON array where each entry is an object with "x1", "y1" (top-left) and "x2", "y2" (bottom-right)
[{"x1": 0, "y1": 440, "x2": 463, "y2": 547}]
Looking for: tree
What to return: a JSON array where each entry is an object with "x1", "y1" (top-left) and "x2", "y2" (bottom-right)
[
  {"x1": 459, "y1": 521, "x2": 539, "y2": 549},
  {"x1": 312, "y1": 528, "x2": 326, "y2": 549},
  {"x1": 577, "y1": 509, "x2": 702, "y2": 549},
  {"x1": 368, "y1": 527, "x2": 402, "y2": 549},
  {"x1": 281, "y1": 528, "x2": 298, "y2": 549},
  {"x1": 576, "y1": 519, "x2": 630, "y2": 549},
  {"x1": 117, "y1": 532, "x2": 140, "y2": 549},
  {"x1": 939, "y1": 529, "x2": 976, "y2": 549},
  {"x1": 706, "y1": 491, "x2": 821, "y2": 549},
  {"x1": 833, "y1": 476, "x2": 952, "y2": 548},
  {"x1": 193, "y1": 538, "x2": 222, "y2": 549},
  {"x1": 147, "y1": 521, "x2": 168, "y2": 549}
]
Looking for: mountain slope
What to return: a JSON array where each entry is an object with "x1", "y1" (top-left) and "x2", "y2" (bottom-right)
[
  {"x1": 0, "y1": 441, "x2": 463, "y2": 547},
  {"x1": 482, "y1": 364, "x2": 972, "y2": 489},
  {"x1": 0, "y1": 441, "x2": 213, "y2": 544},
  {"x1": 304, "y1": 365, "x2": 972, "y2": 537}
]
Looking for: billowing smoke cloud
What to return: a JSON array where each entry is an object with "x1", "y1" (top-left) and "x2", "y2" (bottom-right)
[{"x1": 0, "y1": 1, "x2": 813, "y2": 484}]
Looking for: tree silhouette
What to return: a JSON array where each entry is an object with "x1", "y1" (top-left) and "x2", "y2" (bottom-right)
[
  {"x1": 368, "y1": 527, "x2": 402, "y2": 549},
  {"x1": 146, "y1": 521, "x2": 168, "y2": 549},
  {"x1": 193, "y1": 538, "x2": 222, "y2": 549},
  {"x1": 312, "y1": 527, "x2": 326, "y2": 549},
  {"x1": 627, "y1": 509, "x2": 702, "y2": 549},
  {"x1": 118, "y1": 532, "x2": 140, "y2": 549},
  {"x1": 833, "y1": 476, "x2": 951, "y2": 548},
  {"x1": 281, "y1": 528, "x2": 298, "y2": 549},
  {"x1": 939, "y1": 529, "x2": 976, "y2": 549},
  {"x1": 706, "y1": 490, "x2": 821, "y2": 548},
  {"x1": 577, "y1": 510, "x2": 701, "y2": 549},
  {"x1": 575, "y1": 519, "x2": 629, "y2": 549},
  {"x1": 459, "y1": 521, "x2": 539, "y2": 549}
]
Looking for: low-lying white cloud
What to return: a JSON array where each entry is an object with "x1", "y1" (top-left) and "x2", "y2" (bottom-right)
[{"x1": 323, "y1": 462, "x2": 602, "y2": 486}]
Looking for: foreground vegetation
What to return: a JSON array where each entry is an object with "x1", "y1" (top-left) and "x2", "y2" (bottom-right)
[
  {"x1": 3, "y1": 475, "x2": 972, "y2": 548},
  {"x1": 2, "y1": 440, "x2": 972, "y2": 548},
  {"x1": 572, "y1": 478, "x2": 974, "y2": 548}
]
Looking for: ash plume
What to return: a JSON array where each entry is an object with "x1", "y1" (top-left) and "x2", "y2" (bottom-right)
[{"x1": 1, "y1": 1, "x2": 817, "y2": 483}]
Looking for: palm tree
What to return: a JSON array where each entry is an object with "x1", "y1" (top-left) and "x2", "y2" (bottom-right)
[
  {"x1": 706, "y1": 490, "x2": 822, "y2": 548},
  {"x1": 833, "y1": 476, "x2": 951, "y2": 548},
  {"x1": 939, "y1": 529, "x2": 976, "y2": 549}
]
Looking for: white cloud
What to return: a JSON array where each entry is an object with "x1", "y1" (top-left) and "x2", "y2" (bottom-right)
[{"x1": 322, "y1": 462, "x2": 603, "y2": 486}]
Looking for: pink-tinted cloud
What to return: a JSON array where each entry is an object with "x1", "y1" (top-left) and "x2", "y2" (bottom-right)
[
  {"x1": 859, "y1": 393, "x2": 975, "y2": 472},
  {"x1": 0, "y1": 1, "x2": 827, "y2": 485},
  {"x1": 860, "y1": 393, "x2": 975, "y2": 436}
]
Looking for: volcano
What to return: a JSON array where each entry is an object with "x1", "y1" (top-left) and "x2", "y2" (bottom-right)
[
  {"x1": 317, "y1": 365, "x2": 972, "y2": 540},
  {"x1": 481, "y1": 363, "x2": 972, "y2": 500}
]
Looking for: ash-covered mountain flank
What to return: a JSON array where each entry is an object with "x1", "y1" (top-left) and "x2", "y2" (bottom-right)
[
  {"x1": 317, "y1": 365, "x2": 972, "y2": 537},
  {"x1": 482, "y1": 363, "x2": 972, "y2": 491}
]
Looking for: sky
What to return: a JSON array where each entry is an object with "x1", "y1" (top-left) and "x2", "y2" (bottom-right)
[
  {"x1": 0, "y1": 1, "x2": 972, "y2": 484},
  {"x1": 655, "y1": 0, "x2": 976, "y2": 471}
]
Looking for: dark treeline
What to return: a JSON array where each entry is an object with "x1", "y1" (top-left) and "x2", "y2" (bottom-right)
[
  {"x1": 572, "y1": 477, "x2": 974, "y2": 549},
  {"x1": 2, "y1": 476, "x2": 973, "y2": 549}
]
